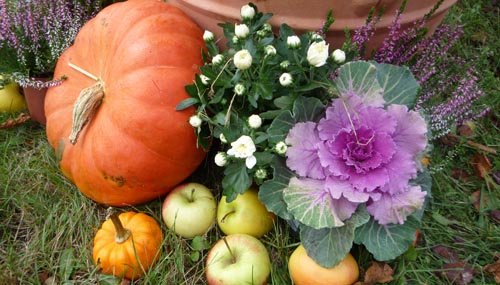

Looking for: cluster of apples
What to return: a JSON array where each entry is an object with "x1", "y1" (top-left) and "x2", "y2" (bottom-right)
[{"x1": 161, "y1": 183, "x2": 275, "y2": 285}]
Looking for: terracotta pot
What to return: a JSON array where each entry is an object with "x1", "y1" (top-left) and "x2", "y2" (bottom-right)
[
  {"x1": 23, "y1": 85, "x2": 47, "y2": 125},
  {"x1": 169, "y1": 0, "x2": 457, "y2": 51}
]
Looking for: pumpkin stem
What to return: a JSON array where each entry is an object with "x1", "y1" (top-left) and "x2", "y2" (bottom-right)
[
  {"x1": 68, "y1": 62, "x2": 105, "y2": 145},
  {"x1": 109, "y1": 212, "x2": 131, "y2": 244}
]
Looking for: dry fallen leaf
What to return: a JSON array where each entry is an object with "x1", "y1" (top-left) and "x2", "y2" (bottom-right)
[
  {"x1": 458, "y1": 122, "x2": 475, "y2": 137},
  {"x1": 472, "y1": 153, "x2": 492, "y2": 179},
  {"x1": 438, "y1": 262, "x2": 475, "y2": 285},
  {"x1": 451, "y1": 169, "x2": 470, "y2": 182},
  {"x1": 432, "y1": 245, "x2": 460, "y2": 262},
  {"x1": 484, "y1": 257, "x2": 500, "y2": 283},
  {"x1": 355, "y1": 262, "x2": 394, "y2": 285},
  {"x1": 490, "y1": 210, "x2": 500, "y2": 224},
  {"x1": 470, "y1": 190, "x2": 491, "y2": 211}
]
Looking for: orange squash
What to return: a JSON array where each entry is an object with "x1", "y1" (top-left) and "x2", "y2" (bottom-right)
[
  {"x1": 93, "y1": 211, "x2": 163, "y2": 280},
  {"x1": 45, "y1": 0, "x2": 206, "y2": 205}
]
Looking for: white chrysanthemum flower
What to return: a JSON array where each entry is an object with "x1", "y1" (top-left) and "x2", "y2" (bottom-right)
[
  {"x1": 248, "y1": 114, "x2": 262, "y2": 129},
  {"x1": 189, "y1": 115, "x2": 202, "y2": 128},
  {"x1": 203, "y1": 30, "x2": 214, "y2": 42},
  {"x1": 227, "y1": 135, "x2": 257, "y2": 169},
  {"x1": 287, "y1": 35, "x2": 301, "y2": 48},
  {"x1": 264, "y1": 45, "x2": 276, "y2": 56},
  {"x1": 233, "y1": 49, "x2": 253, "y2": 70},
  {"x1": 234, "y1": 83, "x2": 246, "y2": 95},
  {"x1": 235, "y1": 23, "x2": 250, "y2": 38},
  {"x1": 200, "y1": 74, "x2": 210, "y2": 85},
  {"x1": 331, "y1": 49, "x2": 346, "y2": 64},
  {"x1": 279, "y1": 73, "x2": 293, "y2": 87},
  {"x1": 240, "y1": 4, "x2": 255, "y2": 19},
  {"x1": 307, "y1": 41, "x2": 329, "y2": 67},
  {"x1": 214, "y1": 152, "x2": 228, "y2": 167},
  {"x1": 275, "y1": 141, "x2": 288, "y2": 154},
  {"x1": 212, "y1": 54, "x2": 224, "y2": 65}
]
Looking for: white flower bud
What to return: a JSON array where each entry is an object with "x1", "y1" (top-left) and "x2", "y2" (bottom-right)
[
  {"x1": 264, "y1": 45, "x2": 276, "y2": 56},
  {"x1": 234, "y1": 83, "x2": 246, "y2": 95},
  {"x1": 287, "y1": 35, "x2": 301, "y2": 48},
  {"x1": 248, "y1": 114, "x2": 262, "y2": 129},
  {"x1": 203, "y1": 30, "x2": 214, "y2": 42},
  {"x1": 310, "y1": 33, "x2": 323, "y2": 41},
  {"x1": 331, "y1": 49, "x2": 346, "y2": 64},
  {"x1": 280, "y1": 60, "x2": 290, "y2": 69},
  {"x1": 240, "y1": 4, "x2": 255, "y2": 20},
  {"x1": 189, "y1": 115, "x2": 202, "y2": 128},
  {"x1": 233, "y1": 49, "x2": 253, "y2": 70},
  {"x1": 219, "y1": 133, "x2": 227, "y2": 143},
  {"x1": 212, "y1": 54, "x2": 224, "y2": 65},
  {"x1": 307, "y1": 41, "x2": 329, "y2": 67},
  {"x1": 275, "y1": 141, "x2": 288, "y2": 154},
  {"x1": 262, "y1": 23, "x2": 272, "y2": 32},
  {"x1": 279, "y1": 73, "x2": 293, "y2": 87},
  {"x1": 235, "y1": 23, "x2": 250, "y2": 38},
  {"x1": 200, "y1": 74, "x2": 210, "y2": 85},
  {"x1": 232, "y1": 35, "x2": 239, "y2": 44},
  {"x1": 214, "y1": 152, "x2": 227, "y2": 167},
  {"x1": 255, "y1": 168, "x2": 267, "y2": 179}
]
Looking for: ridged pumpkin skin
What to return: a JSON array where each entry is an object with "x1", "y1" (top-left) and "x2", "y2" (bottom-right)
[
  {"x1": 93, "y1": 212, "x2": 163, "y2": 280},
  {"x1": 45, "y1": 0, "x2": 206, "y2": 205}
]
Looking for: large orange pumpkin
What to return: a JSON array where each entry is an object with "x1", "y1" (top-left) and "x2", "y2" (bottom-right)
[{"x1": 45, "y1": 0, "x2": 206, "y2": 206}]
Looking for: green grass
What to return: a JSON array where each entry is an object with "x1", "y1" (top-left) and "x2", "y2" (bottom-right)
[{"x1": 1, "y1": 0, "x2": 499, "y2": 284}]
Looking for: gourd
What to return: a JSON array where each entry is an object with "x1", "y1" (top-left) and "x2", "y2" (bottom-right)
[
  {"x1": 93, "y1": 211, "x2": 163, "y2": 280},
  {"x1": 44, "y1": 0, "x2": 206, "y2": 205}
]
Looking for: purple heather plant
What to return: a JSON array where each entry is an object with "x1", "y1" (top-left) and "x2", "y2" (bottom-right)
[
  {"x1": 0, "y1": 0, "x2": 100, "y2": 88},
  {"x1": 285, "y1": 94, "x2": 428, "y2": 225}
]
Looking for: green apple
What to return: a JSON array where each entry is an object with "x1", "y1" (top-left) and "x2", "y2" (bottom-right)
[
  {"x1": 162, "y1": 182, "x2": 216, "y2": 238},
  {"x1": 0, "y1": 79, "x2": 26, "y2": 113},
  {"x1": 217, "y1": 187, "x2": 276, "y2": 238},
  {"x1": 205, "y1": 234, "x2": 271, "y2": 285}
]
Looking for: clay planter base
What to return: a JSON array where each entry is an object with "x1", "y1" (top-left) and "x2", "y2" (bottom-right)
[
  {"x1": 169, "y1": 0, "x2": 457, "y2": 52},
  {"x1": 23, "y1": 86, "x2": 47, "y2": 125}
]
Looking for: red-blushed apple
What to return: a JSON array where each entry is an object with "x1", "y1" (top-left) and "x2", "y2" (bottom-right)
[
  {"x1": 205, "y1": 234, "x2": 271, "y2": 285},
  {"x1": 162, "y1": 182, "x2": 216, "y2": 238},
  {"x1": 217, "y1": 187, "x2": 276, "y2": 238}
]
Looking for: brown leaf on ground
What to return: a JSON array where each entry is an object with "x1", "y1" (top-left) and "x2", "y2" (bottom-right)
[
  {"x1": 432, "y1": 245, "x2": 460, "y2": 262},
  {"x1": 120, "y1": 279, "x2": 132, "y2": 285},
  {"x1": 484, "y1": 258, "x2": 500, "y2": 283},
  {"x1": 355, "y1": 262, "x2": 394, "y2": 285},
  {"x1": 458, "y1": 122, "x2": 475, "y2": 137},
  {"x1": 438, "y1": 262, "x2": 475, "y2": 285},
  {"x1": 470, "y1": 190, "x2": 491, "y2": 211},
  {"x1": 412, "y1": 229, "x2": 422, "y2": 247},
  {"x1": 472, "y1": 153, "x2": 492, "y2": 179},
  {"x1": 451, "y1": 169, "x2": 470, "y2": 182},
  {"x1": 490, "y1": 210, "x2": 500, "y2": 224}
]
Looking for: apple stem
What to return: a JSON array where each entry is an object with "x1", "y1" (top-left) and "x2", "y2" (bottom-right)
[
  {"x1": 222, "y1": 237, "x2": 236, "y2": 264},
  {"x1": 109, "y1": 212, "x2": 131, "y2": 244},
  {"x1": 189, "y1": 188, "x2": 195, "y2": 203},
  {"x1": 220, "y1": 210, "x2": 236, "y2": 223}
]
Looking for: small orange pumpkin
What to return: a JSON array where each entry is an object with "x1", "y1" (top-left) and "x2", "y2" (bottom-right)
[
  {"x1": 44, "y1": 0, "x2": 206, "y2": 205},
  {"x1": 93, "y1": 211, "x2": 163, "y2": 280}
]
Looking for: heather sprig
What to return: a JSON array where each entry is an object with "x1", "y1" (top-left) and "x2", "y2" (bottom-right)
[{"x1": 0, "y1": 0, "x2": 100, "y2": 89}]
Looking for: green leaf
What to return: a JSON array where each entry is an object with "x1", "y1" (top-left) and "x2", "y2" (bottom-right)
[
  {"x1": 300, "y1": 207, "x2": 370, "y2": 267},
  {"x1": 190, "y1": 251, "x2": 200, "y2": 262},
  {"x1": 354, "y1": 217, "x2": 419, "y2": 261},
  {"x1": 191, "y1": 236, "x2": 210, "y2": 251},
  {"x1": 222, "y1": 161, "x2": 251, "y2": 202},
  {"x1": 335, "y1": 61, "x2": 384, "y2": 106},
  {"x1": 259, "y1": 157, "x2": 294, "y2": 220},
  {"x1": 274, "y1": 96, "x2": 294, "y2": 109},
  {"x1": 267, "y1": 110, "x2": 294, "y2": 143},
  {"x1": 373, "y1": 62, "x2": 419, "y2": 107},
  {"x1": 254, "y1": 152, "x2": 273, "y2": 165},
  {"x1": 254, "y1": 81, "x2": 273, "y2": 100},
  {"x1": 176, "y1": 97, "x2": 199, "y2": 111},
  {"x1": 279, "y1": 24, "x2": 295, "y2": 39},
  {"x1": 292, "y1": 96, "x2": 325, "y2": 123},
  {"x1": 59, "y1": 248, "x2": 75, "y2": 281}
]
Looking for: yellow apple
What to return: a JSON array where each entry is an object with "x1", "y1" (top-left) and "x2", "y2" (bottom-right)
[
  {"x1": 0, "y1": 80, "x2": 26, "y2": 113},
  {"x1": 217, "y1": 187, "x2": 276, "y2": 238}
]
